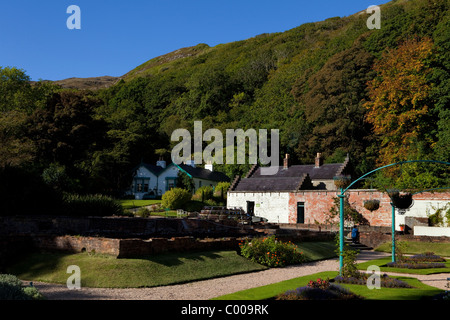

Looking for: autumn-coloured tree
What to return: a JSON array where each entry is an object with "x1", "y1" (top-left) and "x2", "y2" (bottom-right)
[{"x1": 364, "y1": 37, "x2": 435, "y2": 168}]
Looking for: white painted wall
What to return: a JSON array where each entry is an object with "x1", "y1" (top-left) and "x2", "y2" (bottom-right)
[
  {"x1": 396, "y1": 200, "x2": 449, "y2": 229},
  {"x1": 133, "y1": 167, "x2": 158, "y2": 199},
  {"x1": 227, "y1": 192, "x2": 290, "y2": 223},
  {"x1": 157, "y1": 165, "x2": 179, "y2": 192},
  {"x1": 414, "y1": 226, "x2": 450, "y2": 237}
]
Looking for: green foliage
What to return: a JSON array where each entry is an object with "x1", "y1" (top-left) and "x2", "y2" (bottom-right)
[
  {"x1": 135, "y1": 207, "x2": 151, "y2": 218},
  {"x1": 0, "y1": 0, "x2": 448, "y2": 198},
  {"x1": 328, "y1": 195, "x2": 368, "y2": 226},
  {"x1": 0, "y1": 274, "x2": 44, "y2": 300},
  {"x1": 213, "y1": 181, "x2": 231, "y2": 199},
  {"x1": 239, "y1": 236, "x2": 305, "y2": 267},
  {"x1": 177, "y1": 170, "x2": 195, "y2": 193},
  {"x1": 161, "y1": 188, "x2": 192, "y2": 209},
  {"x1": 62, "y1": 193, "x2": 124, "y2": 217},
  {"x1": 193, "y1": 186, "x2": 214, "y2": 201},
  {"x1": 428, "y1": 203, "x2": 450, "y2": 227}
]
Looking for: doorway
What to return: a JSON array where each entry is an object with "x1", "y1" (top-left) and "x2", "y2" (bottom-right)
[
  {"x1": 297, "y1": 202, "x2": 305, "y2": 224},
  {"x1": 246, "y1": 201, "x2": 255, "y2": 216}
]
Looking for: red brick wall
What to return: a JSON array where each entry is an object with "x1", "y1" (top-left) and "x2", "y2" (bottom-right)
[{"x1": 288, "y1": 191, "x2": 450, "y2": 227}]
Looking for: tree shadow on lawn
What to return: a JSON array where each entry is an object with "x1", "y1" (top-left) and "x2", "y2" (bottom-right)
[{"x1": 126, "y1": 250, "x2": 226, "y2": 267}]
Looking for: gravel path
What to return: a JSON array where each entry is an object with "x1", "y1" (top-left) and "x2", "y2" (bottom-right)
[{"x1": 30, "y1": 251, "x2": 449, "y2": 300}]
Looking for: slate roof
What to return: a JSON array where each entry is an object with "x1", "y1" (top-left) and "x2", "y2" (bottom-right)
[
  {"x1": 230, "y1": 156, "x2": 349, "y2": 192},
  {"x1": 250, "y1": 163, "x2": 346, "y2": 180},
  {"x1": 232, "y1": 174, "x2": 312, "y2": 192},
  {"x1": 140, "y1": 163, "x2": 165, "y2": 175},
  {"x1": 178, "y1": 164, "x2": 230, "y2": 182},
  {"x1": 134, "y1": 162, "x2": 229, "y2": 182}
]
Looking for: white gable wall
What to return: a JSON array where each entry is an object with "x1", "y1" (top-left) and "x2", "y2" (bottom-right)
[
  {"x1": 133, "y1": 167, "x2": 158, "y2": 199},
  {"x1": 227, "y1": 192, "x2": 290, "y2": 223},
  {"x1": 157, "y1": 165, "x2": 179, "y2": 192}
]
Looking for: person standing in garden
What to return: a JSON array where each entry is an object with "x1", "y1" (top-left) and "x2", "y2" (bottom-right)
[{"x1": 351, "y1": 225, "x2": 359, "y2": 244}]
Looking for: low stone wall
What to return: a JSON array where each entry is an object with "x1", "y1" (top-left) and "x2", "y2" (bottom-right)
[
  {"x1": 0, "y1": 215, "x2": 251, "y2": 238},
  {"x1": 29, "y1": 235, "x2": 243, "y2": 258},
  {"x1": 32, "y1": 235, "x2": 121, "y2": 256}
]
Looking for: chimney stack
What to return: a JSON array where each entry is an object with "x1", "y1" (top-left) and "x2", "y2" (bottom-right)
[
  {"x1": 315, "y1": 153, "x2": 323, "y2": 168},
  {"x1": 283, "y1": 154, "x2": 290, "y2": 170}
]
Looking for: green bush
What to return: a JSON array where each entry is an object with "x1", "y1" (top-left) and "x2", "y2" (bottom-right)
[
  {"x1": 0, "y1": 274, "x2": 44, "y2": 300},
  {"x1": 135, "y1": 207, "x2": 151, "y2": 218},
  {"x1": 213, "y1": 182, "x2": 230, "y2": 199},
  {"x1": 161, "y1": 188, "x2": 192, "y2": 209},
  {"x1": 62, "y1": 193, "x2": 124, "y2": 217},
  {"x1": 239, "y1": 236, "x2": 306, "y2": 267},
  {"x1": 193, "y1": 186, "x2": 214, "y2": 201}
]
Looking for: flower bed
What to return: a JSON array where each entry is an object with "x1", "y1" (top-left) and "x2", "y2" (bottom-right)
[
  {"x1": 386, "y1": 261, "x2": 446, "y2": 269},
  {"x1": 386, "y1": 252, "x2": 447, "y2": 269},
  {"x1": 404, "y1": 252, "x2": 446, "y2": 263},
  {"x1": 239, "y1": 236, "x2": 305, "y2": 267},
  {"x1": 276, "y1": 278, "x2": 362, "y2": 300},
  {"x1": 334, "y1": 273, "x2": 413, "y2": 288}
]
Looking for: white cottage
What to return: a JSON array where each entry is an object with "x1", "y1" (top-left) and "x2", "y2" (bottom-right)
[{"x1": 130, "y1": 159, "x2": 229, "y2": 200}]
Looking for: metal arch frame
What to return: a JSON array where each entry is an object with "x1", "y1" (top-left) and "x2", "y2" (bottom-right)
[{"x1": 338, "y1": 160, "x2": 450, "y2": 275}]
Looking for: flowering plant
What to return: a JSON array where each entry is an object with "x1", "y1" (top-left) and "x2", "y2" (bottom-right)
[{"x1": 239, "y1": 236, "x2": 305, "y2": 267}]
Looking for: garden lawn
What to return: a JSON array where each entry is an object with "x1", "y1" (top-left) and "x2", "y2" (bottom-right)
[
  {"x1": 213, "y1": 272, "x2": 443, "y2": 300},
  {"x1": 212, "y1": 271, "x2": 338, "y2": 300},
  {"x1": 6, "y1": 251, "x2": 267, "y2": 288},
  {"x1": 356, "y1": 257, "x2": 450, "y2": 275},
  {"x1": 295, "y1": 241, "x2": 337, "y2": 261},
  {"x1": 119, "y1": 199, "x2": 161, "y2": 210},
  {"x1": 375, "y1": 241, "x2": 450, "y2": 257}
]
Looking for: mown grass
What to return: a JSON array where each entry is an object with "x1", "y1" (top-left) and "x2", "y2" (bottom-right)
[
  {"x1": 213, "y1": 271, "x2": 444, "y2": 300},
  {"x1": 6, "y1": 251, "x2": 267, "y2": 288},
  {"x1": 375, "y1": 241, "x2": 450, "y2": 257},
  {"x1": 119, "y1": 199, "x2": 161, "y2": 210},
  {"x1": 295, "y1": 241, "x2": 337, "y2": 261},
  {"x1": 5, "y1": 241, "x2": 337, "y2": 289}
]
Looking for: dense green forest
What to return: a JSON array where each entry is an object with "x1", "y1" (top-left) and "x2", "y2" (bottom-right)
[{"x1": 0, "y1": 0, "x2": 449, "y2": 207}]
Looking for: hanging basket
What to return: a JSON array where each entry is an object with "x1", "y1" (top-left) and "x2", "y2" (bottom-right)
[
  {"x1": 333, "y1": 175, "x2": 351, "y2": 189},
  {"x1": 364, "y1": 199, "x2": 380, "y2": 212},
  {"x1": 390, "y1": 192, "x2": 413, "y2": 210}
]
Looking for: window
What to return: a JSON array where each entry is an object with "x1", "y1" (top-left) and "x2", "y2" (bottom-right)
[
  {"x1": 166, "y1": 177, "x2": 177, "y2": 191},
  {"x1": 135, "y1": 178, "x2": 150, "y2": 193}
]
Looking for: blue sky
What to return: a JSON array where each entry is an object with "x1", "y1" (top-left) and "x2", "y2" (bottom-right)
[{"x1": 0, "y1": 0, "x2": 391, "y2": 81}]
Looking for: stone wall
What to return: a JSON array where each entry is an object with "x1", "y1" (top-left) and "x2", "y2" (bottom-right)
[
  {"x1": 288, "y1": 190, "x2": 449, "y2": 227},
  {"x1": 0, "y1": 215, "x2": 250, "y2": 238}
]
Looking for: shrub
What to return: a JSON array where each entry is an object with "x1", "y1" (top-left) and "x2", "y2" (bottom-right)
[
  {"x1": 213, "y1": 182, "x2": 230, "y2": 199},
  {"x1": 193, "y1": 186, "x2": 214, "y2": 201},
  {"x1": 135, "y1": 207, "x2": 151, "y2": 218},
  {"x1": 239, "y1": 236, "x2": 305, "y2": 267},
  {"x1": 63, "y1": 193, "x2": 124, "y2": 216},
  {"x1": 0, "y1": 274, "x2": 44, "y2": 300},
  {"x1": 161, "y1": 188, "x2": 192, "y2": 209}
]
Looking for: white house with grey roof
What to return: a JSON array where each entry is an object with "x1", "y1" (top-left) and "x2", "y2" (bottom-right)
[
  {"x1": 226, "y1": 153, "x2": 351, "y2": 223},
  {"x1": 129, "y1": 159, "x2": 230, "y2": 200}
]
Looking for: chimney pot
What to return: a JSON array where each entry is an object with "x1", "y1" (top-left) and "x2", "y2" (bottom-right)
[
  {"x1": 283, "y1": 154, "x2": 290, "y2": 169},
  {"x1": 315, "y1": 153, "x2": 323, "y2": 168}
]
